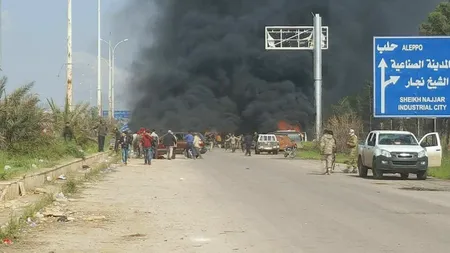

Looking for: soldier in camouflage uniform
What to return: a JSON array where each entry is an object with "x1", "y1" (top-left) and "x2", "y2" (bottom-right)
[
  {"x1": 320, "y1": 129, "x2": 337, "y2": 175},
  {"x1": 346, "y1": 129, "x2": 358, "y2": 173}
]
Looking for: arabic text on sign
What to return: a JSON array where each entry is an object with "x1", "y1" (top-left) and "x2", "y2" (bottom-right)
[
  {"x1": 405, "y1": 76, "x2": 449, "y2": 89},
  {"x1": 390, "y1": 59, "x2": 450, "y2": 71},
  {"x1": 377, "y1": 42, "x2": 398, "y2": 53}
]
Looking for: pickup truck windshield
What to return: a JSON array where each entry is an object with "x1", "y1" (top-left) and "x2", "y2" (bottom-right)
[{"x1": 378, "y1": 133, "x2": 418, "y2": 145}]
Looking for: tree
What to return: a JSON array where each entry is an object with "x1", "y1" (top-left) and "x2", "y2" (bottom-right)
[
  {"x1": 420, "y1": 2, "x2": 450, "y2": 35},
  {"x1": 420, "y1": 2, "x2": 450, "y2": 148}
]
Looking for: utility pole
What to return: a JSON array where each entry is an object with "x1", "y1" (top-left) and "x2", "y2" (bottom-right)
[
  {"x1": 108, "y1": 40, "x2": 113, "y2": 120},
  {"x1": 0, "y1": 0, "x2": 2, "y2": 70},
  {"x1": 111, "y1": 49, "x2": 115, "y2": 116},
  {"x1": 313, "y1": 14, "x2": 322, "y2": 141},
  {"x1": 97, "y1": 0, "x2": 102, "y2": 116},
  {"x1": 66, "y1": 0, "x2": 73, "y2": 110}
]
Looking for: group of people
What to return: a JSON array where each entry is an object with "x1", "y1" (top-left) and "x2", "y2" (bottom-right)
[
  {"x1": 112, "y1": 128, "x2": 158, "y2": 165},
  {"x1": 111, "y1": 128, "x2": 207, "y2": 164},
  {"x1": 320, "y1": 128, "x2": 359, "y2": 175}
]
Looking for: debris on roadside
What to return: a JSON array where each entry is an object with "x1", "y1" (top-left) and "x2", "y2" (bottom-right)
[
  {"x1": 3, "y1": 165, "x2": 11, "y2": 171},
  {"x1": 57, "y1": 174, "x2": 67, "y2": 180},
  {"x1": 2, "y1": 238, "x2": 13, "y2": 245},
  {"x1": 33, "y1": 188, "x2": 49, "y2": 194},
  {"x1": 26, "y1": 217, "x2": 37, "y2": 227},
  {"x1": 54, "y1": 192, "x2": 68, "y2": 202},
  {"x1": 83, "y1": 215, "x2": 106, "y2": 221}
]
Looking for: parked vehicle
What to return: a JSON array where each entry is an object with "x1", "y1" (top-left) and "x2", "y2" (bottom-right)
[
  {"x1": 157, "y1": 132, "x2": 207, "y2": 156},
  {"x1": 358, "y1": 130, "x2": 441, "y2": 180},
  {"x1": 255, "y1": 134, "x2": 280, "y2": 155}
]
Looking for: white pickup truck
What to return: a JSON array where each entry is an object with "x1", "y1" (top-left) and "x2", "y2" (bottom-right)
[{"x1": 357, "y1": 130, "x2": 442, "y2": 180}]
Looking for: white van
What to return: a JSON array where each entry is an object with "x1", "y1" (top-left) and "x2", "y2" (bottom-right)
[{"x1": 255, "y1": 134, "x2": 280, "y2": 155}]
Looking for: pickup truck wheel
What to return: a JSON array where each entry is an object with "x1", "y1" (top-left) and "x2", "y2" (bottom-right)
[
  {"x1": 372, "y1": 159, "x2": 383, "y2": 179},
  {"x1": 417, "y1": 171, "x2": 427, "y2": 180},
  {"x1": 358, "y1": 157, "x2": 368, "y2": 178}
]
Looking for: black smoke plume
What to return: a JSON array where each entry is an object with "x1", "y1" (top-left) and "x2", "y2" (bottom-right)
[{"x1": 121, "y1": 0, "x2": 440, "y2": 133}]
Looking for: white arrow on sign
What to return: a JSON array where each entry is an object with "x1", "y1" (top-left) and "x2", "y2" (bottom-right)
[{"x1": 378, "y1": 58, "x2": 400, "y2": 114}]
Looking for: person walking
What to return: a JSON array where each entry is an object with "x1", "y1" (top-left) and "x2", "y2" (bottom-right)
[
  {"x1": 193, "y1": 134, "x2": 203, "y2": 159},
  {"x1": 163, "y1": 130, "x2": 177, "y2": 160},
  {"x1": 184, "y1": 131, "x2": 195, "y2": 159},
  {"x1": 119, "y1": 131, "x2": 132, "y2": 165},
  {"x1": 346, "y1": 129, "x2": 358, "y2": 173},
  {"x1": 93, "y1": 119, "x2": 108, "y2": 152},
  {"x1": 141, "y1": 129, "x2": 153, "y2": 165},
  {"x1": 244, "y1": 133, "x2": 253, "y2": 156},
  {"x1": 320, "y1": 129, "x2": 337, "y2": 175}
]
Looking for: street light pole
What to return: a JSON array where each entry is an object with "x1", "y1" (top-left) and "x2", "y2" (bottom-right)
[
  {"x1": 111, "y1": 39, "x2": 128, "y2": 116},
  {"x1": 108, "y1": 40, "x2": 112, "y2": 121},
  {"x1": 66, "y1": 0, "x2": 73, "y2": 110},
  {"x1": 97, "y1": 0, "x2": 102, "y2": 116}
]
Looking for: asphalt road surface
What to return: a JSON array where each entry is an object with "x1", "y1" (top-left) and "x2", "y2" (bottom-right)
[{"x1": 7, "y1": 149, "x2": 450, "y2": 253}]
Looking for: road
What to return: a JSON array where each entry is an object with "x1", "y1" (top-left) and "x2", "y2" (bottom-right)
[{"x1": 7, "y1": 150, "x2": 450, "y2": 253}]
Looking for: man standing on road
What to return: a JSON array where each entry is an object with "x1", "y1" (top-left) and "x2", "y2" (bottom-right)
[
  {"x1": 141, "y1": 129, "x2": 153, "y2": 165},
  {"x1": 320, "y1": 129, "x2": 337, "y2": 175},
  {"x1": 244, "y1": 133, "x2": 253, "y2": 156},
  {"x1": 93, "y1": 119, "x2": 108, "y2": 152},
  {"x1": 193, "y1": 134, "x2": 203, "y2": 159},
  {"x1": 346, "y1": 129, "x2": 358, "y2": 173},
  {"x1": 184, "y1": 131, "x2": 195, "y2": 159},
  {"x1": 150, "y1": 129, "x2": 159, "y2": 159},
  {"x1": 119, "y1": 131, "x2": 132, "y2": 165},
  {"x1": 163, "y1": 130, "x2": 177, "y2": 160}
]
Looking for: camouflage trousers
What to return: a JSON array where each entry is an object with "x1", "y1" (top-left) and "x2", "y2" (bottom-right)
[
  {"x1": 346, "y1": 148, "x2": 357, "y2": 169},
  {"x1": 323, "y1": 154, "x2": 333, "y2": 173}
]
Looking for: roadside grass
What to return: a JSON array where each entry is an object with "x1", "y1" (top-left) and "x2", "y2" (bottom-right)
[
  {"x1": 0, "y1": 156, "x2": 117, "y2": 241},
  {"x1": 0, "y1": 140, "x2": 98, "y2": 180},
  {"x1": 428, "y1": 152, "x2": 450, "y2": 179},
  {"x1": 297, "y1": 141, "x2": 350, "y2": 163}
]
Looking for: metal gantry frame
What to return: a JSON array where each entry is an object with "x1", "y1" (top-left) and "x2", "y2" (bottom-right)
[{"x1": 265, "y1": 14, "x2": 328, "y2": 140}]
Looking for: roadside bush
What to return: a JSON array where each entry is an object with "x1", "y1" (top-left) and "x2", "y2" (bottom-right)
[
  {"x1": 325, "y1": 113, "x2": 363, "y2": 153},
  {"x1": 0, "y1": 77, "x2": 105, "y2": 179},
  {"x1": 0, "y1": 79, "x2": 49, "y2": 151}
]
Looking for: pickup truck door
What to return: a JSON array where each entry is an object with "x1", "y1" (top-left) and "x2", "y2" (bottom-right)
[
  {"x1": 364, "y1": 133, "x2": 376, "y2": 168},
  {"x1": 419, "y1": 132, "x2": 442, "y2": 167}
]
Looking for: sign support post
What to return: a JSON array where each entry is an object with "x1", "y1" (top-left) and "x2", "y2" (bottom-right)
[{"x1": 313, "y1": 14, "x2": 322, "y2": 141}]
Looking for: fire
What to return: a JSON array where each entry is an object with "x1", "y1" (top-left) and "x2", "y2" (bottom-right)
[{"x1": 277, "y1": 120, "x2": 301, "y2": 132}]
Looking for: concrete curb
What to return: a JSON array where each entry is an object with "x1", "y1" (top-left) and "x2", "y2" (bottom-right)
[{"x1": 0, "y1": 152, "x2": 109, "y2": 201}]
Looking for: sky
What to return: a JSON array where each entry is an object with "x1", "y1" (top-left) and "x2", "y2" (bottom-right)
[{"x1": 1, "y1": 0, "x2": 138, "y2": 111}]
